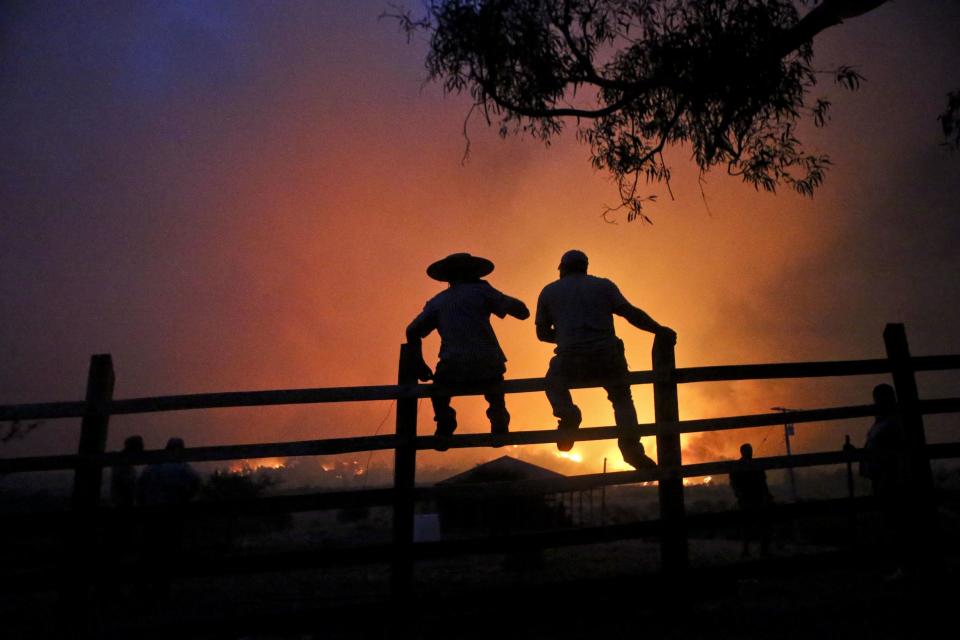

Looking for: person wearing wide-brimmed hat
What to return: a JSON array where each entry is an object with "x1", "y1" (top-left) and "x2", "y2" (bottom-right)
[
  {"x1": 535, "y1": 250, "x2": 676, "y2": 469},
  {"x1": 406, "y1": 253, "x2": 530, "y2": 449}
]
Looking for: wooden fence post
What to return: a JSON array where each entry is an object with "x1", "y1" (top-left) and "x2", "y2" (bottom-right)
[
  {"x1": 65, "y1": 353, "x2": 114, "y2": 638},
  {"x1": 652, "y1": 334, "x2": 688, "y2": 573},
  {"x1": 73, "y1": 354, "x2": 115, "y2": 509},
  {"x1": 883, "y1": 324, "x2": 935, "y2": 495},
  {"x1": 392, "y1": 343, "x2": 418, "y2": 600},
  {"x1": 883, "y1": 324, "x2": 937, "y2": 554}
]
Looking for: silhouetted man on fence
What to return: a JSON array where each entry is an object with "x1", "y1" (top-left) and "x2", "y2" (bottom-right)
[
  {"x1": 407, "y1": 253, "x2": 529, "y2": 450},
  {"x1": 535, "y1": 250, "x2": 675, "y2": 468},
  {"x1": 729, "y1": 443, "x2": 774, "y2": 557}
]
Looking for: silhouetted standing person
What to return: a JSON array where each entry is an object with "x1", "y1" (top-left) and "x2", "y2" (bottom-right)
[
  {"x1": 729, "y1": 443, "x2": 773, "y2": 557},
  {"x1": 109, "y1": 435, "x2": 144, "y2": 560},
  {"x1": 137, "y1": 438, "x2": 201, "y2": 507},
  {"x1": 860, "y1": 383, "x2": 909, "y2": 577},
  {"x1": 137, "y1": 437, "x2": 201, "y2": 599},
  {"x1": 860, "y1": 383, "x2": 903, "y2": 498},
  {"x1": 110, "y1": 435, "x2": 144, "y2": 508},
  {"x1": 535, "y1": 250, "x2": 675, "y2": 468},
  {"x1": 407, "y1": 253, "x2": 529, "y2": 449}
]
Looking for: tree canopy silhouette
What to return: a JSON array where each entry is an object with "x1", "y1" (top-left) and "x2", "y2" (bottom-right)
[{"x1": 391, "y1": 0, "x2": 953, "y2": 222}]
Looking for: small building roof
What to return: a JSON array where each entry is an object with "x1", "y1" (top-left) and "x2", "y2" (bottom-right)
[{"x1": 437, "y1": 455, "x2": 567, "y2": 486}]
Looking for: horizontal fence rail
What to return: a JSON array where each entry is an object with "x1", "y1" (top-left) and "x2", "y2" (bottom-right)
[
  {"x1": 8, "y1": 442, "x2": 958, "y2": 531},
  {"x1": 5, "y1": 397, "x2": 960, "y2": 475},
  {"x1": 5, "y1": 354, "x2": 960, "y2": 423}
]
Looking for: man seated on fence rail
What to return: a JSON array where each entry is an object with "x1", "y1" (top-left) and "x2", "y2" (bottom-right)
[
  {"x1": 729, "y1": 443, "x2": 774, "y2": 558},
  {"x1": 407, "y1": 252, "x2": 530, "y2": 451},
  {"x1": 534, "y1": 249, "x2": 675, "y2": 469}
]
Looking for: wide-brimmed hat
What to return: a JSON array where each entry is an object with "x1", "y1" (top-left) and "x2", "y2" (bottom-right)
[{"x1": 426, "y1": 253, "x2": 495, "y2": 282}]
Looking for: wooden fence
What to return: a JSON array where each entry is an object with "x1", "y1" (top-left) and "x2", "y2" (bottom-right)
[{"x1": 2, "y1": 322, "x2": 960, "y2": 634}]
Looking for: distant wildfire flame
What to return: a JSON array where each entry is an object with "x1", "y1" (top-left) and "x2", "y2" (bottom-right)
[
  {"x1": 228, "y1": 458, "x2": 287, "y2": 473},
  {"x1": 556, "y1": 451, "x2": 583, "y2": 463},
  {"x1": 319, "y1": 459, "x2": 366, "y2": 480}
]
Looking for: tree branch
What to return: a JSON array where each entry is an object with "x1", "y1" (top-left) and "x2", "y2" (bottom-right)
[
  {"x1": 553, "y1": 0, "x2": 629, "y2": 92},
  {"x1": 477, "y1": 76, "x2": 637, "y2": 119},
  {"x1": 776, "y1": 0, "x2": 890, "y2": 57}
]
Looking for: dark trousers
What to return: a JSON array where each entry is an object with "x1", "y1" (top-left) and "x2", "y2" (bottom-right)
[
  {"x1": 431, "y1": 359, "x2": 509, "y2": 435},
  {"x1": 738, "y1": 503, "x2": 772, "y2": 556},
  {"x1": 544, "y1": 340, "x2": 645, "y2": 462}
]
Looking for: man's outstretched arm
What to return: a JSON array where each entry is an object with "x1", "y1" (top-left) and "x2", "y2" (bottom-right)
[
  {"x1": 614, "y1": 303, "x2": 676, "y2": 342},
  {"x1": 504, "y1": 295, "x2": 530, "y2": 320},
  {"x1": 405, "y1": 316, "x2": 436, "y2": 381},
  {"x1": 405, "y1": 315, "x2": 432, "y2": 345}
]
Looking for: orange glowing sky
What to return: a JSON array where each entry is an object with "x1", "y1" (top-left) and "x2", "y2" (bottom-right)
[{"x1": 2, "y1": 1, "x2": 959, "y2": 479}]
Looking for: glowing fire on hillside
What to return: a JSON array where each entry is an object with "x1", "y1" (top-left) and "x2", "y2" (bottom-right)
[
  {"x1": 320, "y1": 459, "x2": 366, "y2": 480},
  {"x1": 228, "y1": 458, "x2": 287, "y2": 473},
  {"x1": 556, "y1": 451, "x2": 583, "y2": 463}
]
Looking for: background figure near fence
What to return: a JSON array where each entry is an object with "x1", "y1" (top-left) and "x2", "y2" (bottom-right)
[
  {"x1": 860, "y1": 383, "x2": 910, "y2": 577},
  {"x1": 106, "y1": 434, "x2": 146, "y2": 603},
  {"x1": 111, "y1": 434, "x2": 144, "y2": 509},
  {"x1": 860, "y1": 384, "x2": 903, "y2": 498},
  {"x1": 136, "y1": 437, "x2": 201, "y2": 599},
  {"x1": 729, "y1": 443, "x2": 774, "y2": 558},
  {"x1": 535, "y1": 249, "x2": 675, "y2": 468},
  {"x1": 406, "y1": 252, "x2": 530, "y2": 451}
]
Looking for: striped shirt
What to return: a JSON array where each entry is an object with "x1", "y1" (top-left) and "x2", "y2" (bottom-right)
[{"x1": 407, "y1": 281, "x2": 512, "y2": 365}]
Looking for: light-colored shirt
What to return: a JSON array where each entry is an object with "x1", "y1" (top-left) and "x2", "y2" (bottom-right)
[
  {"x1": 536, "y1": 274, "x2": 629, "y2": 353},
  {"x1": 407, "y1": 281, "x2": 512, "y2": 364}
]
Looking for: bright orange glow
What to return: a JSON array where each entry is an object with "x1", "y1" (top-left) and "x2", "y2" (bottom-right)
[
  {"x1": 598, "y1": 449, "x2": 637, "y2": 472},
  {"x1": 228, "y1": 458, "x2": 287, "y2": 473},
  {"x1": 556, "y1": 451, "x2": 583, "y2": 463}
]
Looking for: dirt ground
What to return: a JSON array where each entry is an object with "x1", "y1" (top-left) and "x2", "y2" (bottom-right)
[
  {"x1": 7, "y1": 535, "x2": 955, "y2": 640},
  {"x1": 5, "y1": 485, "x2": 959, "y2": 639}
]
